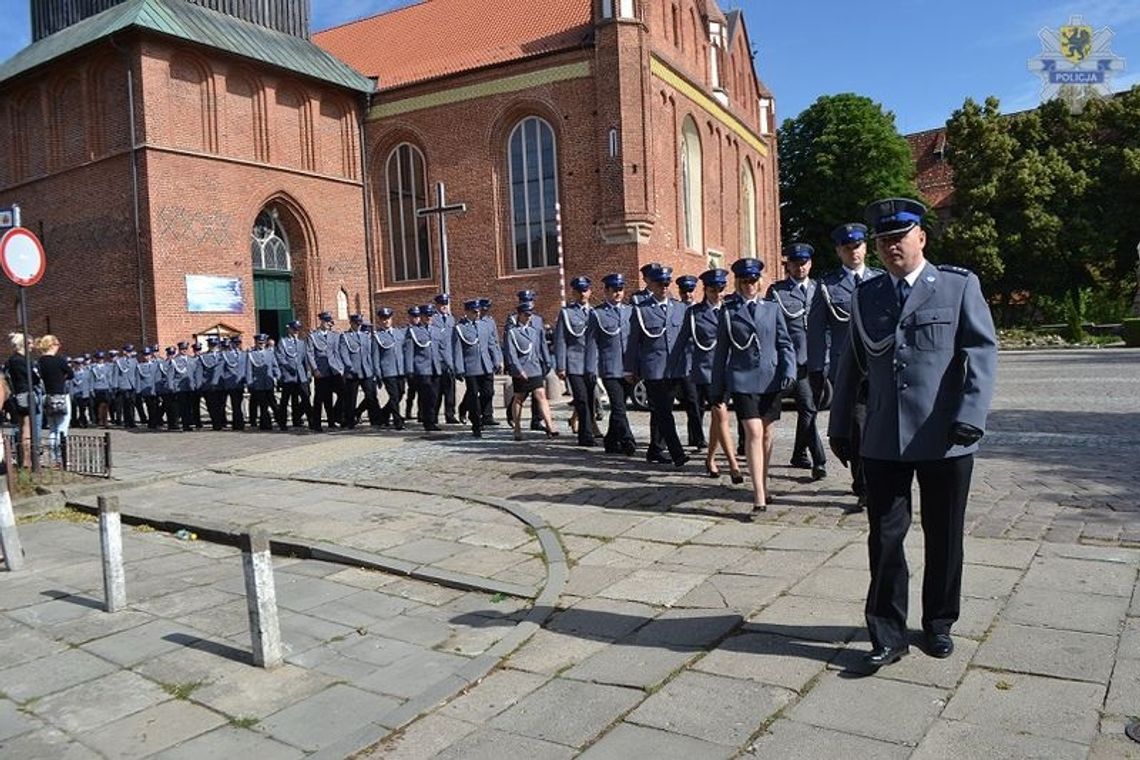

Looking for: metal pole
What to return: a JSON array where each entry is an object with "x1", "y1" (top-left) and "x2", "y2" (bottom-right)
[
  {"x1": 437, "y1": 182, "x2": 451, "y2": 296},
  {"x1": 19, "y1": 288, "x2": 39, "y2": 473},
  {"x1": 125, "y1": 48, "x2": 147, "y2": 345},
  {"x1": 555, "y1": 202, "x2": 566, "y2": 307}
]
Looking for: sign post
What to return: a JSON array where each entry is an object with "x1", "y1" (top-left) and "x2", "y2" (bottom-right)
[
  {"x1": 416, "y1": 182, "x2": 466, "y2": 297},
  {"x1": 1, "y1": 225, "x2": 47, "y2": 474}
]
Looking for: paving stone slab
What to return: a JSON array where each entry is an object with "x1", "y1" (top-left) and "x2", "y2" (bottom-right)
[
  {"x1": 132, "y1": 586, "x2": 245, "y2": 619},
  {"x1": 974, "y1": 622, "x2": 1117, "y2": 683},
  {"x1": 910, "y1": 718, "x2": 1088, "y2": 760},
  {"x1": 83, "y1": 698, "x2": 226, "y2": 759},
  {"x1": 173, "y1": 598, "x2": 257, "y2": 640},
  {"x1": 962, "y1": 537, "x2": 1040, "y2": 569},
  {"x1": 0, "y1": 726, "x2": 100, "y2": 759},
  {"x1": 953, "y1": 596, "x2": 1004, "y2": 640},
  {"x1": 1038, "y1": 542, "x2": 1140, "y2": 565},
  {"x1": 673, "y1": 572, "x2": 789, "y2": 612},
  {"x1": 547, "y1": 598, "x2": 657, "y2": 641},
  {"x1": 1021, "y1": 555, "x2": 1137, "y2": 597},
  {"x1": 1003, "y1": 586, "x2": 1130, "y2": 635},
  {"x1": 303, "y1": 589, "x2": 422, "y2": 630},
  {"x1": 748, "y1": 718, "x2": 912, "y2": 760},
  {"x1": 579, "y1": 722, "x2": 735, "y2": 760},
  {"x1": 747, "y1": 595, "x2": 863, "y2": 643},
  {"x1": 836, "y1": 636, "x2": 978, "y2": 690},
  {"x1": 565, "y1": 643, "x2": 697, "y2": 689},
  {"x1": 0, "y1": 699, "x2": 38, "y2": 742},
  {"x1": 488, "y1": 678, "x2": 643, "y2": 748},
  {"x1": 561, "y1": 512, "x2": 650, "y2": 539},
  {"x1": 322, "y1": 566, "x2": 399, "y2": 591},
  {"x1": 787, "y1": 672, "x2": 946, "y2": 745},
  {"x1": 577, "y1": 539, "x2": 679, "y2": 569},
  {"x1": 153, "y1": 725, "x2": 306, "y2": 760},
  {"x1": 6, "y1": 594, "x2": 106, "y2": 627},
  {"x1": 694, "y1": 631, "x2": 833, "y2": 692},
  {"x1": 621, "y1": 515, "x2": 714, "y2": 544},
  {"x1": 271, "y1": 574, "x2": 362, "y2": 613},
  {"x1": 561, "y1": 565, "x2": 630, "y2": 598},
  {"x1": 0, "y1": 647, "x2": 118, "y2": 702},
  {"x1": 258, "y1": 684, "x2": 402, "y2": 752},
  {"x1": 29, "y1": 670, "x2": 170, "y2": 734},
  {"x1": 439, "y1": 668, "x2": 549, "y2": 724},
  {"x1": 360, "y1": 714, "x2": 478, "y2": 760},
  {"x1": 0, "y1": 627, "x2": 68, "y2": 669},
  {"x1": 275, "y1": 609, "x2": 357, "y2": 654},
  {"x1": 80, "y1": 618, "x2": 210, "y2": 667},
  {"x1": 1106, "y1": 657, "x2": 1140, "y2": 715},
  {"x1": 653, "y1": 544, "x2": 751, "y2": 572},
  {"x1": 764, "y1": 527, "x2": 859, "y2": 553},
  {"x1": 725, "y1": 549, "x2": 831, "y2": 579},
  {"x1": 788, "y1": 566, "x2": 870, "y2": 602},
  {"x1": 626, "y1": 606, "x2": 743, "y2": 649},
  {"x1": 598, "y1": 568, "x2": 707, "y2": 606},
  {"x1": 434, "y1": 727, "x2": 575, "y2": 760},
  {"x1": 941, "y1": 670, "x2": 1104, "y2": 744},
  {"x1": 1089, "y1": 715, "x2": 1140, "y2": 760},
  {"x1": 40, "y1": 608, "x2": 153, "y2": 645},
  {"x1": 688, "y1": 522, "x2": 783, "y2": 548},
  {"x1": 960, "y1": 564, "x2": 1023, "y2": 599},
  {"x1": 504, "y1": 629, "x2": 610, "y2": 675},
  {"x1": 355, "y1": 649, "x2": 472, "y2": 699},
  {"x1": 626, "y1": 670, "x2": 793, "y2": 746}
]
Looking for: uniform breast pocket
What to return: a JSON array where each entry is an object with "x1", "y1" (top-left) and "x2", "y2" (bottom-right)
[{"x1": 912, "y1": 309, "x2": 952, "y2": 351}]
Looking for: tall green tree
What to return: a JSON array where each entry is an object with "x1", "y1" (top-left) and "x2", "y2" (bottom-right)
[{"x1": 778, "y1": 93, "x2": 919, "y2": 272}]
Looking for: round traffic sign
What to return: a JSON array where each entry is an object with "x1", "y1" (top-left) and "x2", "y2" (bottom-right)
[{"x1": 0, "y1": 227, "x2": 46, "y2": 287}]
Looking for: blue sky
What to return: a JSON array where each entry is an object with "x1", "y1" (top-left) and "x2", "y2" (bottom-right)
[{"x1": 1, "y1": 0, "x2": 1136, "y2": 134}]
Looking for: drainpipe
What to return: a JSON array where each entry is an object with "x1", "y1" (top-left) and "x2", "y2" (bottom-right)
[{"x1": 111, "y1": 34, "x2": 147, "y2": 345}]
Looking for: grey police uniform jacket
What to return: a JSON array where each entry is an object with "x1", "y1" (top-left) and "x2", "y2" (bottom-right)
[
  {"x1": 452, "y1": 319, "x2": 495, "y2": 376},
  {"x1": 684, "y1": 301, "x2": 721, "y2": 386},
  {"x1": 503, "y1": 321, "x2": 550, "y2": 378},
  {"x1": 370, "y1": 327, "x2": 405, "y2": 378},
  {"x1": 197, "y1": 351, "x2": 222, "y2": 390},
  {"x1": 589, "y1": 302, "x2": 632, "y2": 379},
  {"x1": 112, "y1": 356, "x2": 139, "y2": 391},
  {"x1": 275, "y1": 336, "x2": 311, "y2": 384},
  {"x1": 306, "y1": 330, "x2": 344, "y2": 377},
  {"x1": 710, "y1": 298, "x2": 796, "y2": 396},
  {"x1": 71, "y1": 366, "x2": 93, "y2": 398},
  {"x1": 404, "y1": 324, "x2": 445, "y2": 376},
  {"x1": 430, "y1": 313, "x2": 455, "y2": 370},
  {"x1": 167, "y1": 354, "x2": 196, "y2": 393},
  {"x1": 767, "y1": 278, "x2": 816, "y2": 366},
  {"x1": 217, "y1": 350, "x2": 246, "y2": 391},
  {"x1": 479, "y1": 317, "x2": 503, "y2": 370},
  {"x1": 338, "y1": 330, "x2": 372, "y2": 380},
  {"x1": 554, "y1": 303, "x2": 598, "y2": 376},
  {"x1": 135, "y1": 362, "x2": 159, "y2": 397},
  {"x1": 245, "y1": 348, "x2": 280, "y2": 390},
  {"x1": 807, "y1": 267, "x2": 885, "y2": 381},
  {"x1": 828, "y1": 263, "x2": 998, "y2": 462},
  {"x1": 624, "y1": 298, "x2": 688, "y2": 380}
]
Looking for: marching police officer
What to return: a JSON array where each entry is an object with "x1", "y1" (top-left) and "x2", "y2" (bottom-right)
[
  {"x1": 198, "y1": 337, "x2": 226, "y2": 430},
  {"x1": 276, "y1": 320, "x2": 313, "y2": 430},
  {"x1": 338, "y1": 314, "x2": 371, "y2": 430},
  {"x1": 555, "y1": 276, "x2": 598, "y2": 447},
  {"x1": 829, "y1": 197, "x2": 997, "y2": 669},
  {"x1": 686, "y1": 268, "x2": 741, "y2": 481},
  {"x1": 431, "y1": 294, "x2": 460, "y2": 424},
  {"x1": 218, "y1": 336, "x2": 247, "y2": 430},
  {"x1": 590, "y1": 273, "x2": 636, "y2": 455},
  {"x1": 808, "y1": 222, "x2": 885, "y2": 511},
  {"x1": 630, "y1": 262, "x2": 663, "y2": 306},
  {"x1": 371, "y1": 307, "x2": 406, "y2": 429},
  {"x1": 769, "y1": 243, "x2": 827, "y2": 480},
  {"x1": 506, "y1": 291, "x2": 548, "y2": 432},
  {"x1": 711, "y1": 258, "x2": 796, "y2": 511},
  {"x1": 625, "y1": 265, "x2": 689, "y2": 467},
  {"x1": 246, "y1": 333, "x2": 280, "y2": 430},
  {"x1": 136, "y1": 347, "x2": 161, "y2": 429},
  {"x1": 675, "y1": 274, "x2": 705, "y2": 451},
  {"x1": 405, "y1": 305, "x2": 445, "y2": 431},
  {"x1": 452, "y1": 299, "x2": 497, "y2": 438},
  {"x1": 307, "y1": 312, "x2": 343, "y2": 431},
  {"x1": 475, "y1": 298, "x2": 503, "y2": 427},
  {"x1": 504, "y1": 301, "x2": 558, "y2": 441},
  {"x1": 112, "y1": 345, "x2": 139, "y2": 428}
]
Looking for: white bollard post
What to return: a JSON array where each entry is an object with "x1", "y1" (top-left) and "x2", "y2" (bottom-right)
[
  {"x1": 98, "y1": 496, "x2": 126, "y2": 612},
  {"x1": 0, "y1": 485, "x2": 24, "y2": 571},
  {"x1": 241, "y1": 529, "x2": 283, "y2": 669}
]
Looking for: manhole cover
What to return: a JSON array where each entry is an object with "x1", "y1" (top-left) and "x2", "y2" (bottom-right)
[{"x1": 1126, "y1": 718, "x2": 1140, "y2": 744}]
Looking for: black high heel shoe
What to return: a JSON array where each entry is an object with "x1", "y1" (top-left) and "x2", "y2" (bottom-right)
[
  {"x1": 546, "y1": 429, "x2": 560, "y2": 438},
  {"x1": 729, "y1": 468, "x2": 745, "y2": 485},
  {"x1": 705, "y1": 462, "x2": 721, "y2": 478}
]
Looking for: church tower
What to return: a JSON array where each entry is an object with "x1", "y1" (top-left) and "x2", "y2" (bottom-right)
[
  {"x1": 593, "y1": 0, "x2": 657, "y2": 247},
  {"x1": 32, "y1": 0, "x2": 311, "y2": 41}
]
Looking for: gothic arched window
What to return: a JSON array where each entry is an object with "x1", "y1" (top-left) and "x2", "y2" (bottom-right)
[
  {"x1": 251, "y1": 207, "x2": 291, "y2": 271},
  {"x1": 508, "y1": 116, "x2": 560, "y2": 270},
  {"x1": 386, "y1": 143, "x2": 431, "y2": 282},
  {"x1": 680, "y1": 115, "x2": 703, "y2": 252}
]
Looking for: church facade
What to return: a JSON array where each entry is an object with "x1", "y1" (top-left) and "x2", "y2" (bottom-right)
[{"x1": 0, "y1": 0, "x2": 778, "y2": 350}]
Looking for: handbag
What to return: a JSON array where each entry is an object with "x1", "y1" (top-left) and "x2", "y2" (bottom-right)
[{"x1": 47, "y1": 394, "x2": 69, "y2": 415}]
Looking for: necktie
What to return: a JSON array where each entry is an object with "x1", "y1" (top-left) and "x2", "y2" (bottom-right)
[
  {"x1": 747, "y1": 300, "x2": 757, "y2": 318},
  {"x1": 853, "y1": 272, "x2": 862, "y2": 286},
  {"x1": 897, "y1": 279, "x2": 911, "y2": 310},
  {"x1": 800, "y1": 283, "x2": 808, "y2": 297}
]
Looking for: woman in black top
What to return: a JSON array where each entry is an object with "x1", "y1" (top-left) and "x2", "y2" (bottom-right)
[
  {"x1": 38, "y1": 335, "x2": 73, "y2": 464},
  {"x1": 6, "y1": 332, "x2": 39, "y2": 465}
]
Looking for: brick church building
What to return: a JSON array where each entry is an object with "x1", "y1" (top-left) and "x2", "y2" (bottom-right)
[{"x1": 0, "y1": 0, "x2": 778, "y2": 350}]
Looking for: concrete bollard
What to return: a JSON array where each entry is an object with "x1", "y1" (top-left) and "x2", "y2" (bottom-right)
[
  {"x1": 241, "y1": 529, "x2": 283, "y2": 669},
  {"x1": 98, "y1": 496, "x2": 126, "y2": 612},
  {"x1": 0, "y1": 485, "x2": 25, "y2": 571}
]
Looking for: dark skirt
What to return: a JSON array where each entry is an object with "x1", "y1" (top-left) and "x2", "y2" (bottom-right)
[
  {"x1": 512, "y1": 376, "x2": 545, "y2": 395},
  {"x1": 732, "y1": 391, "x2": 781, "y2": 422}
]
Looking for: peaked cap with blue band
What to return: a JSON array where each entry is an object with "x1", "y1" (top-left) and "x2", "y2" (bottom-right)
[
  {"x1": 831, "y1": 222, "x2": 868, "y2": 246},
  {"x1": 602, "y1": 272, "x2": 625, "y2": 289},
  {"x1": 731, "y1": 258, "x2": 764, "y2": 278},
  {"x1": 676, "y1": 275, "x2": 698, "y2": 292},
  {"x1": 782, "y1": 243, "x2": 814, "y2": 262},
  {"x1": 864, "y1": 198, "x2": 927, "y2": 238}
]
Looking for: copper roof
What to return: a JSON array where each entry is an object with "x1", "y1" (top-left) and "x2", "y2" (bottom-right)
[{"x1": 314, "y1": 0, "x2": 593, "y2": 89}]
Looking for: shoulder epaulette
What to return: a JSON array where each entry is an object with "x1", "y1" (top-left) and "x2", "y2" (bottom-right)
[{"x1": 937, "y1": 264, "x2": 971, "y2": 276}]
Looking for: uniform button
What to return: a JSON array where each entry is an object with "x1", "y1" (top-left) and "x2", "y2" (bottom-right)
[
  {"x1": 899, "y1": 343, "x2": 907, "y2": 349},
  {"x1": 899, "y1": 362, "x2": 907, "y2": 369},
  {"x1": 900, "y1": 383, "x2": 909, "y2": 390}
]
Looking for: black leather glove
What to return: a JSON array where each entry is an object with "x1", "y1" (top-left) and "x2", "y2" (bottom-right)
[
  {"x1": 829, "y1": 437, "x2": 851, "y2": 468},
  {"x1": 780, "y1": 375, "x2": 796, "y2": 392},
  {"x1": 949, "y1": 422, "x2": 984, "y2": 446}
]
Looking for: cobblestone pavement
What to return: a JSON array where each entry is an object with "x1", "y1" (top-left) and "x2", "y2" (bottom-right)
[{"x1": 1, "y1": 349, "x2": 1138, "y2": 758}]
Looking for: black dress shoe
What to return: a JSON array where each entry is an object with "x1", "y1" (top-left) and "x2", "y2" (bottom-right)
[
  {"x1": 926, "y1": 633, "x2": 954, "y2": 659},
  {"x1": 621, "y1": 441, "x2": 636, "y2": 457},
  {"x1": 811, "y1": 466, "x2": 828, "y2": 481},
  {"x1": 790, "y1": 457, "x2": 812, "y2": 469},
  {"x1": 446, "y1": 417, "x2": 461, "y2": 424},
  {"x1": 672, "y1": 454, "x2": 690, "y2": 468},
  {"x1": 646, "y1": 453, "x2": 672, "y2": 464},
  {"x1": 843, "y1": 500, "x2": 864, "y2": 515},
  {"x1": 864, "y1": 646, "x2": 908, "y2": 669}
]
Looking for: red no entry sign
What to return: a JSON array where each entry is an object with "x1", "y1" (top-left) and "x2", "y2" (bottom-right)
[{"x1": 0, "y1": 227, "x2": 46, "y2": 287}]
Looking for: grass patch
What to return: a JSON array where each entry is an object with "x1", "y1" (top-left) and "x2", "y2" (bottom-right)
[
  {"x1": 229, "y1": 716, "x2": 259, "y2": 729},
  {"x1": 994, "y1": 680, "x2": 1013, "y2": 691},
  {"x1": 490, "y1": 592, "x2": 508, "y2": 604},
  {"x1": 133, "y1": 524, "x2": 156, "y2": 533},
  {"x1": 18, "y1": 508, "x2": 96, "y2": 525},
  {"x1": 162, "y1": 680, "x2": 206, "y2": 700}
]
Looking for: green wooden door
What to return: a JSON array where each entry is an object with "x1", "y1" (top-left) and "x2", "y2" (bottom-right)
[{"x1": 253, "y1": 271, "x2": 293, "y2": 340}]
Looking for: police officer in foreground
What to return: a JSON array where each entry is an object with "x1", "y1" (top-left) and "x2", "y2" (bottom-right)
[
  {"x1": 276, "y1": 320, "x2": 312, "y2": 430},
  {"x1": 808, "y1": 222, "x2": 885, "y2": 512},
  {"x1": 555, "y1": 276, "x2": 598, "y2": 447},
  {"x1": 246, "y1": 334, "x2": 280, "y2": 430},
  {"x1": 405, "y1": 304, "x2": 445, "y2": 431},
  {"x1": 675, "y1": 274, "x2": 705, "y2": 451},
  {"x1": 307, "y1": 312, "x2": 343, "y2": 431},
  {"x1": 338, "y1": 314, "x2": 371, "y2": 430},
  {"x1": 769, "y1": 243, "x2": 826, "y2": 480},
  {"x1": 431, "y1": 294, "x2": 460, "y2": 424},
  {"x1": 452, "y1": 299, "x2": 496, "y2": 438},
  {"x1": 589, "y1": 274, "x2": 636, "y2": 456},
  {"x1": 369, "y1": 308, "x2": 405, "y2": 429},
  {"x1": 625, "y1": 265, "x2": 689, "y2": 467},
  {"x1": 829, "y1": 198, "x2": 997, "y2": 670}
]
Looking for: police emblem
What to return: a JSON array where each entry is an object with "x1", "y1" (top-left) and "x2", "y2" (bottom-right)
[{"x1": 1029, "y1": 15, "x2": 1126, "y2": 112}]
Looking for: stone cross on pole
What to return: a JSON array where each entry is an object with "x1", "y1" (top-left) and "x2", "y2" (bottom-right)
[{"x1": 416, "y1": 182, "x2": 467, "y2": 297}]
